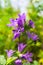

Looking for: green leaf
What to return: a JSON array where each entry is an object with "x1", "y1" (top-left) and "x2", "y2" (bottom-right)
[
  {"x1": 23, "y1": 61, "x2": 40, "y2": 65},
  {"x1": 6, "y1": 57, "x2": 17, "y2": 65},
  {"x1": 0, "y1": 55, "x2": 6, "y2": 65},
  {"x1": 23, "y1": 62, "x2": 30, "y2": 65},
  {"x1": 38, "y1": 50, "x2": 43, "y2": 58},
  {"x1": 33, "y1": 60, "x2": 39, "y2": 65}
]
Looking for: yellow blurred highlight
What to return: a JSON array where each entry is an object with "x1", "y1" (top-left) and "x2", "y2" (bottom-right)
[
  {"x1": 36, "y1": 42, "x2": 41, "y2": 46},
  {"x1": 40, "y1": 31, "x2": 43, "y2": 36},
  {"x1": 39, "y1": 25, "x2": 43, "y2": 29},
  {"x1": 39, "y1": 58, "x2": 43, "y2": 65}
]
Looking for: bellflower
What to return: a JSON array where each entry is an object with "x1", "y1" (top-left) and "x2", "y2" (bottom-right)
[
  {"x1": 7, "y1": 19, "x2": 18, "y2": 29},
  {"x1": 22, "y1": 52, "x2": 32, "y2": 62},
  {"x1": 18, "y1": 13, "x2": 26, "y2": 27},
  {"x1": 15, "y1": 59, "x2": 22, "y2": 65},
  {"x1": 6, "y1": 43, "x2": 32, "y2": 65},
  {"x1": 7, "y1": 13, "x2": 26, "y2": 28},
  {"x1": 14, "y1": 43, "x2": 32, "y2": 65},
  {"x1": 29, "y1": 20, "x2": 35, "y2": 28},
  {"x1": 27, "y1": 32, "x2": 38, "y2": 41},
  {"x1": 13, "y1": 27, "x2": 24, "y2": 39},
  {"x1": 7, "y1": 13, "x2": 26, "y2": 39},
  {"x1": 31, "y1": 33, "x2": 39, "y2": 41},
  {"x1": 13, "y1": 30, "x2": 20, "y2": 39},
  {"x1": 6, "y1": 50, "x2": 14, "y2": 58},
  {"x1": 18, "y1": 43, "x2": 26, "y2": 52},
  {"x1": 26, "y1": 32, "x2": 32, "y2": 39}
]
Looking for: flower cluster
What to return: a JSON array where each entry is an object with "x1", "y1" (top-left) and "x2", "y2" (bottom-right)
[
  {"x1": 7, "y1": 13, "x2": 39, "y2": 65},
  {"x1": 6, "y1": 43, "x2": 32, "y2": 65},
  {"x1": 7, "y1": 13, "x2": 26, "y2": 39}
]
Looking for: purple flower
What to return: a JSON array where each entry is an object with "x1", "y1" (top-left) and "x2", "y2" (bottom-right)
[
  {"x1": 26, "y1": 32, "x2": 32, "y2": 39},
  {"x1": 20, "y1": 27, "x2": 24, "y2": 32},
  {"x1": 16, "y1": 13, "x2": 26, "y2": 28},
  {"x1": 7, "y1": 19, "x2": 18, "y2": 29},
  {"x1": 6, "y1": 43, "x2": 26, "y2": 65},
  {"x1": 27, "y1": 32, "x2": 38, "y2": 41},
  {"x1": 7, "y1": 13, "x2": 26, "y2": 40},
  {"x1": 6, "y1": 43, "x2": 32, "y2": 65},
  {"x1": 22, "y1": 52, "x2": 32, "y2": 62},
  {"x1": 6, "y1": 50, "x2": 14, "y2": 58},
  {"x1": 18, "y1": 13, "x2": 26, "y2": 27},
  {"x1": 13, "y1": 30, "x2": 20, "y2": 39},
  {"x1": 7, "y1": 13, "x2": 26, "y2": 28},
  {"x1": 12, "y1": 27, "x2": 24, "y2": 39},
  {"x1": 18, "y1": 43, "x2": 26, "y2": 52},
  {"x1": 18, "y1": 13, "x2": 26, "y2": 21},
  {"x1": 15, "y1": 59, "x2": 22, "y2": 65},
  {"x1": 29, "y1": 20, "x2": 35, "y2": 28},
  {"x1": 31, "y1": 33, "x2": 39, "y2": 41},
  {"x1": 14, "y1": 43, "x2": 32, "y2": 65}
]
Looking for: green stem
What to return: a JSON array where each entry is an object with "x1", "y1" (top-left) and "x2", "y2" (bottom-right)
[{"x1": 23, "y1": 40, "x2": 32, "y2": 53}]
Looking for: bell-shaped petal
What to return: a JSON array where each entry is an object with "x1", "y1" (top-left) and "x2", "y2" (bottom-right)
[
  {"x1": 7, "y1": 19, "x2": 18, "y2": 29},
  {"x1": 18, "y1": 43, "x2": 26, "y2": 52},
  {"x1": 31, "y1": 33, "x2": 39, "y2": 41},
  {"x1": 13, "y1": 31, "x2": 20, "y2": 39},
  {"x1": 27, "y1": 32, "x2": 38, "y2": 41},
  {"x1": 29, "y1": 20, "x2": 35, "y2": 28},
  {"x1": 6, "y1": 50, "x2": 14, "y2": 58},
  {"x1": 18, "y1": 13, "x2": 26, "y2": 27},
  {"x1": 22, "y1": 52, "x2": 32, "y2": 62},
  {"x1": 15, "y1": 59, "x2": 22, "y2": 65}
]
